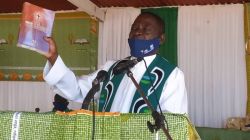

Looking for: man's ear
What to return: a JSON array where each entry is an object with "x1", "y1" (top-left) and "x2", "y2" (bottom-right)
[{"x1": 159, "y1": 34, "x2": 165, "y2": 44}]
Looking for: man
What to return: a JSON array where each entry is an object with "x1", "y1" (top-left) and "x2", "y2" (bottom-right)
[{"x1": 43, "y1": 12, "x2": 187, "y2": 114}]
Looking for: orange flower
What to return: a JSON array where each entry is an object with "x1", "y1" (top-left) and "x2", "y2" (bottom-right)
[
  {"x1": 0, "y1": 71, "x2": 4, "y2": 80},
  {"x1": 9, "y1": 72, "x2": 18, "y2": 80},
  {"x1": 23, "y1": 73, "x2": 32, "y2": 81},
  {"x1": 36, "y1": 73, "x2": 44, "y2": 81}
]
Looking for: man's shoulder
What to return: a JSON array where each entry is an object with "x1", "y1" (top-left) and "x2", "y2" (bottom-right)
[{"x1": 155, "y1": 55, "x2": 176, "y2": 67}]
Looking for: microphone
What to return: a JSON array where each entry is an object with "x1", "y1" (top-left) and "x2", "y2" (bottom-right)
[
  {"x1": 82, "y1": 70, "x2": 108, "y2": 109},
  {"x1": 92, "y1": 70, "x2": 109, "y2": 86},
  {"x1": 113, "y1": 58, "x2": 143, "y2": 75}
]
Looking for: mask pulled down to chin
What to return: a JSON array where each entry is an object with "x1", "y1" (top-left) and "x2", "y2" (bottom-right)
[{"x1": 128, "y1": 38, "x2": 160, "y2": 58}]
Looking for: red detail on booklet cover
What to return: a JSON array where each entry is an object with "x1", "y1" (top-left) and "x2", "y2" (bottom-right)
[{"x1": 17, "y1": 2, "x2": 55, "y2": 55}]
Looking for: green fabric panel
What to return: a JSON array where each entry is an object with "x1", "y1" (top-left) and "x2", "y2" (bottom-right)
[
  {"x1": 142, "y1": 8, "x2": 178, "y2": 65},
  {"x1": 245, "y1": 3, "x2": 250, "y2": 115},
  {"x1": 0, "y1": 13, "x2": 98, "y2": 81},
  {"x1": 0, "y1": 111, "x2": 199, "y2": 140},
  {"x1": 53, "y1": 18, "x2": 98, "y2": 75},
  {"x1": 129, "y1": 55, "x2": 176, "y2": 113},
  {"x1": 0, "y1": 111, "x2": 13, "y2": 138},
  {"x1": 196, "y1": 127, "x2": 250, "y2": 140},
  {"x1": 73, "y1": 112, "x2": 121, "y2": 139},
  {"x1": 121, "y1": 113, "x2": 189, "y2": 139},
  {"x1": 98, "y1": 60, "x2": 125, "y2": 112},
  {"x1": 246, "y1": 55, "x2": 250, "y2": 115}
]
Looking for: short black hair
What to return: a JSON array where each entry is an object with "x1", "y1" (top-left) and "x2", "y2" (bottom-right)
[{"x1": 141, "y1": 12, "x2": 165, "y2": 34}]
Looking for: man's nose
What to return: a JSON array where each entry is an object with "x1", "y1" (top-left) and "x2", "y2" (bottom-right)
[{"x1": 134, "y1": 28, "x2": 144, "y2": 37}]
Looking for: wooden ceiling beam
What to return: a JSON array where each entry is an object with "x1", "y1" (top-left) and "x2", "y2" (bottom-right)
[{"x1": 67, "y1": 0, "x2": 105, "y2": 21}]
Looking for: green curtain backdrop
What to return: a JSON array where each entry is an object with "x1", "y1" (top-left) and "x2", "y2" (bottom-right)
[
  {"x1": 0, "y1": 12, "x2": 98, "y2": 81},
  {"x1": 142, "y1": 8, "x2": 178, "y2": 65}
]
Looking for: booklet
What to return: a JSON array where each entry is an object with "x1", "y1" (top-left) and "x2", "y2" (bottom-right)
[{"x1": 17, "y1": 2, "x2": 55, "y2": 55}]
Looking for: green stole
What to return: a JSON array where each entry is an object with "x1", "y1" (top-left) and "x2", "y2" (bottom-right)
[{"x1": 98, "y1": 55, "x2": 176, "y2": 113}]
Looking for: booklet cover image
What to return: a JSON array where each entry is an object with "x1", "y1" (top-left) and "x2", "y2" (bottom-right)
[{"x1": 17, "y1": 2, "x2": 55, "y2": 55}]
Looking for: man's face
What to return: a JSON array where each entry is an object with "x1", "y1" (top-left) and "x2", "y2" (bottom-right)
[{"x1": 129, "y1": 14, "x2": 162, "y2": 40}]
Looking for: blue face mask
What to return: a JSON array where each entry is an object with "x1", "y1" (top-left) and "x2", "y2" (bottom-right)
[{"x1": 128, "y1": 38, "x2": 160, "y2": 58}]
